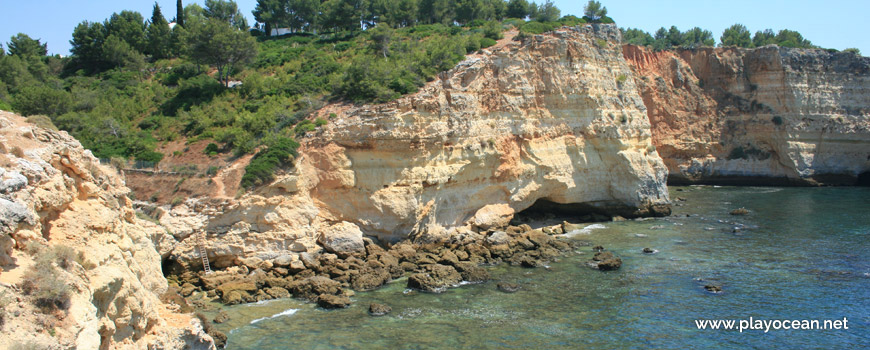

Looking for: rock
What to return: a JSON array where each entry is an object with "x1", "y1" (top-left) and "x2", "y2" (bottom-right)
[
  {"x1": 265, "y1": 287, "x2": 291, "y2": 299},
  {"x1": 730, "y1": 208, "x2": 750, "y2": 215},
  {"x1": 317, "y1": 294, "x2": 351, "y2": 309},
  {"x1": 368, "y1": 303, "x2": 392, "y2": 316},
  {"x1": 272, "y1": 255, "x2": 295, "y2": 267},
  {"x1": 407, "y1": 264, "x2": 462, "y2": 292},
  {"x1": 438, "y1": 250, "x2": 459, "y2": 266},
  {"x1": 497, "y1": 283, "x2": 520, "y2": 293},
  {"x1": 290, "y1": 276, "x2": 342, "y2": 301},
  {"x1": 454, "y1": 262, "x2": 489, "y2": 282},
  {"x1": 213, "y1": 311, "x2": 230, "y2": 324},
  {"x1": 592, "y1": 245, "x2": 605, "y2": 252},
  {"x1": 597, "y1": 258, "x2": 622, "y2": 271},
  {"x1": 704, "y1": 284, "x2": 723, "y2": 293},
  {"x1": 318, "y1": 221, "x2": 365, "y2": 257},
  {"x1": 180, "y1": 283, "x2": 196, "y2": 297},
  {"x1": 592, "y1": 251, "x2": 615, "y2": 261},
  {"x1": 486, "y1": 231, "x2": 510, "y2": 245},
  {"x1": 642, "y1": 247, "x2": 656, "y2": 254},
  {"x1": 351, "y1": 269, "x2": 391, "y2": 291},
  {"x1": 562, "y1": 221, "x2": 585, "y2": 233}
]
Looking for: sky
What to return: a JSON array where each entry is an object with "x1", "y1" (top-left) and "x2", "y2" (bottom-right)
[{"x1": 1, "y1": 0, "x2": 868, "y2": 56}]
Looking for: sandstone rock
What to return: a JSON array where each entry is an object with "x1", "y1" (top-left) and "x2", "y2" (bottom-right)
[
  {"x1": 368, "y1": 303, "x2": 392, "y2": 316},
  {"x1": 317, "y1": 294, "x2": 351, "y2": 309},
  {"x1": 593, "y1": 251, "x2": 615, "y2": 261},
  {"x1": 0, "y1": 111, "x2": 212, "y2": 349},
  {"x1": 625, "y1": 44, "x2": 870, "y2": 185},
  {"x1": 318, "y1": 222, "x2": 365, "y2": 256}
]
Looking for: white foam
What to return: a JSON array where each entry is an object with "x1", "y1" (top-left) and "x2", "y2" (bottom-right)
[
  {"x1": 249, "y1": 308, "x2": 299, "y2": 325},
  {"x1": 564, "y1": 224, "x2": 606, "y2": 237}
]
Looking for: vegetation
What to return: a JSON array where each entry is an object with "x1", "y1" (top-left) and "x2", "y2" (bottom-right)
[
  {"x1": 19, "y1": 245, "x2": 76, "y2": 314},
  {"x1": 624, "y1": 23, "x2": 820, "y2": 51}
]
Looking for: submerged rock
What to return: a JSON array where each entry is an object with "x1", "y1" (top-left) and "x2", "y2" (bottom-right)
[
  {"x1": 730, "y1": 208, "x2": 750, "y2": 216},
  {"x1": 704, "y1": 284, "x2": 723, "y2": 293},
  {"x1": 497, "y1": 283, "x2": 521, "y2": 293},
  {"x1": 642, "y1": 247, "x2": 656, "y2": 254}
]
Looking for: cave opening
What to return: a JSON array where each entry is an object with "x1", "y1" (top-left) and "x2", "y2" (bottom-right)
[{"x1": 510, "y1": 199, "x2": 615, "y2": 226}]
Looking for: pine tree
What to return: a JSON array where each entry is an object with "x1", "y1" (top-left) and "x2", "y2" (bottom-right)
[{"x1": 147, "y1": 2, "x2": 172, "y2": 59}]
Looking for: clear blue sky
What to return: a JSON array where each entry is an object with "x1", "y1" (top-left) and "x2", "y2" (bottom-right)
[{"x1": 1, "y1": 1, "x2": 868, "y2": 56}]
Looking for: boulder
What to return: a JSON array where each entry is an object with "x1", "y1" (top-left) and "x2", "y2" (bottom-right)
[
  {"x1": 351, "y1": 268, "x2": 391, "y2": 291},
  {"x1": 407, "y1": 264, "x2": 462, "y2": 292},
  {"x1": 318, "y1": 221, "x2": 365, "y2": 256},
  {"x1": 290, "y1": 276, "x2": 342, "y2": 301},
  {"x1": 317, "y1": 294, "x2": 351, "y2": 309},
  {"x1": 597, "y1": 258, "x2": 622, "y2": 271},
  {"x1": 454, "y1": 262, "x2": 489, "y2": 282},
  {"x1": 730, "y1": 208, "x2": 750, "y2": 215},
  {"x1": 368, "y1": 303, "x2": 392, "y2": 316}
]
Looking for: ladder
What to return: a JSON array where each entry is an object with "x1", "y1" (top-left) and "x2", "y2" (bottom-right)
[{"x1": 196, "y1": 231, "x2": 212, "y2": 274}]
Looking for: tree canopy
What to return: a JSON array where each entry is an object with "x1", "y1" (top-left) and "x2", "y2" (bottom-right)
[
  {"x1": 720, "y1": 24, "x2": 752, "y2": 47},
  {"x1": 7, "y1": 34, "x2": 48, "y2": 57},
  {"x1": 583, "y1": 0, "x2": 607, "y2": 22}
]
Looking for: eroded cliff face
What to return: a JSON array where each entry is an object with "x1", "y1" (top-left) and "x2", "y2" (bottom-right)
[
  {"x1": 624, "y1": 45, "x2": 870, "y2": 185},
  {"x1": 167, "y1": 24, "x2": 670, "y2": 267},
  {"x1": 0, "y1": 111, "x2": 213, "y2": 350}
]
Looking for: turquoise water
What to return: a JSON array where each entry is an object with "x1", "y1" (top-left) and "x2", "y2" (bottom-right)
[{"x1": 213, "y1": 186, "x2": 870, "y2": 349}]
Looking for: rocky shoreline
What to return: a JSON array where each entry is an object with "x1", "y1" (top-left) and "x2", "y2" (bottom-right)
[{"x1": 166, "y1": 222, "x2": 602, "y2": 311}]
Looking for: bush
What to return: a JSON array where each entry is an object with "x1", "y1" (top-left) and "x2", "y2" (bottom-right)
[
  {"x1": 240, "y1": 137, "x2": 299, "y2": 188},
  {"x1": 616, "y1": 74, "x2": 627, "y2": 85},
  {"x1": 482, "y1": 21, "x2": 504, "y2": 40},
  {"x1": 519, "y1": 22, "x2": 556, "y2": 35},
  {"x1": 771, "y1": 116, "x2": 783, "y2": 125},
  {"x1": 314, "y1": 117, "x2": 327, "y2": 127},
  {"x1": 480, "y1": 38, "x2": 497, "y2": 49},
  {"x1": 12, "y1": 85, "x2": 72, "y2": 117},
  {"x1": 205, "y1": 142, "x2": 220, "y2": 156},
  {"x1": 22, "y1": 245, "x2": 73, "y2": 314}
]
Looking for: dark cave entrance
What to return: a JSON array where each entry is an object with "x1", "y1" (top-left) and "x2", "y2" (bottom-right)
[{"x1": 510, "y1": 199, "x2": 615, "y2": 225}]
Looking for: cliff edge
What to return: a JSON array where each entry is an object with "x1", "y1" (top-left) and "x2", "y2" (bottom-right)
[
  {"x1": 625, "y1": 45, "x2": 870, "y2": 185},
  {"x1": 0, "y1": 111, "x2": 213, "y2": 349}
]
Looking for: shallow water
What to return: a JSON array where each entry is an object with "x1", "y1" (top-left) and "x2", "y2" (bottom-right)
[{"x1": 213, "y1": 186, "x2": 870, "y2": 349}]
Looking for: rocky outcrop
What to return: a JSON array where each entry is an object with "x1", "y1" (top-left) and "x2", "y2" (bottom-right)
[
  {"x1": 624, "y1": 45, "x2": 870, "y2": 185},
  {"x1": 0, "y1": 111, "x2": 213, "y2": 349},
  {"x1": 165, "y1": 24, "x2": 670, "y2": 270}
]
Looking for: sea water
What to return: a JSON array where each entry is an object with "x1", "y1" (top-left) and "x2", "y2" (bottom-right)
[{"x1": 212, "y1": 186, "x2": 870, "y2": 349}]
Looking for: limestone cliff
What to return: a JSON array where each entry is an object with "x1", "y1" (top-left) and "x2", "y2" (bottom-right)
[
  {"x1": 0, "y1": 111, "x2": 213, "y2": 349},
  {"x1": 624, "y1": 45, "x2": 870, "y2": 185},
  {"x1": 167, "y1": 24, "x2": 670, "y2": 268}
]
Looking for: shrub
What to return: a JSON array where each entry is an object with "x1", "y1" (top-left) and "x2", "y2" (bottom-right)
[
  {"x1": 483, "y1": 21, "x2": 504, "y2": 40},
  {"x1": 171, "y1": 196, "x2": 184, "y2": 207},
  {"x1": 616, "y1": 74, "x2": 627, "y2": 85},
  {"x1": 204, "y1": 142, "x2": 220, "y2": 156},
  {"x1": 206, "y1": 166, "x2": 219, "y2": 176},
  {"x1": 314, "y1": 117, "x2": 327, "y2": 127},
  {"x1": 240, "y1": 137, "x2": 299, "y2": 188},
  {"x1": 480, "y1": 38, "x2": 497, "y2": 49},
  {"x1": 22, "y1": 245, "x2": 72, "y2": 313},
  {"x1": 771, "y1": 116, "x2": 783, "y2": 125},
  {"x1": 25, "y1": 115, "x2": 58, "y2": 131}
]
